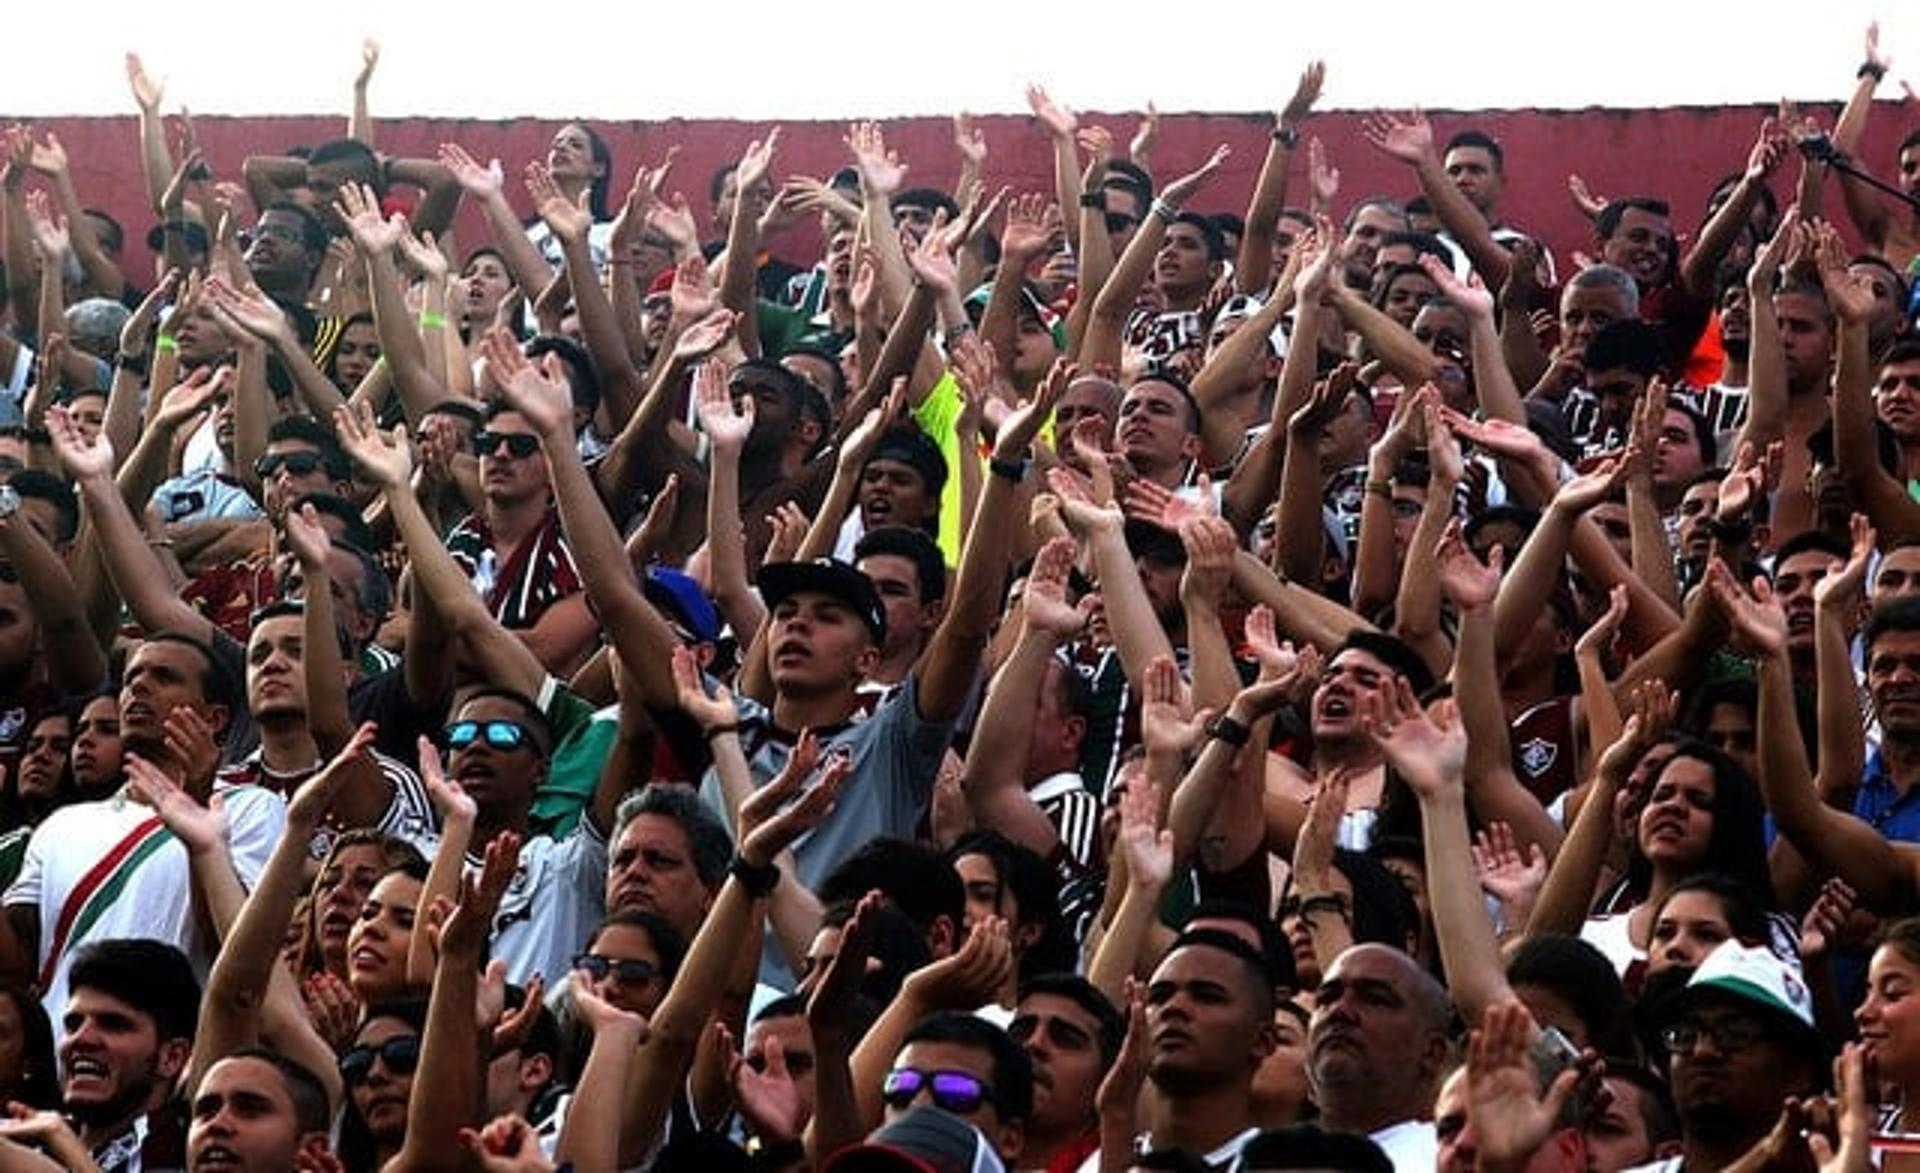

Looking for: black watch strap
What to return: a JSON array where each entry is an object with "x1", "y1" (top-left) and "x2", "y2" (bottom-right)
[{"x1": 1207, "y1": 713, "x2": 1252, "y2": 748}]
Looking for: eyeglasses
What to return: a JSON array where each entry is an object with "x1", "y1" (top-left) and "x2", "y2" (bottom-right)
[
  {"x1": 446, "y1": 720, "x2": 533, "y2": 752},
  {"x1": 1661, "y1": 1016, "x2": 1768, "y2": 1055},
  {"x1": 254, "y1": 451, "x2": 327, "y2": 479},
  {"x1": 572, "y1": 953, "x2": 661, "y2": 984},
  {"x1": 881, "y1": 1067, "x2": 996, "y2": 1115},
  {"x1": 339, "y1": 1036, "x2": 421, "y2": 1085},
  {"x1": 474, "y1": 431, "x2": 540, "y2": 459}
]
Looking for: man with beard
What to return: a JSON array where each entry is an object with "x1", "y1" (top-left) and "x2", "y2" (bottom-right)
[
  {"x1": 186, "y1": 1050, "x2": 334, "y2": 1173},
  {"x1": 58, "y1": 939, "x2": 200, "y2": 1172},
  {"x1": 3, "y1": 635, "x2": 285, "y2": 1021},
  {"x1": 1634, "y1": 942, "x2": 1824, "y2": 1173},
  {"x1": 1306, "y1": 943, "x2": 1451, "y2": 1171},
  {"x1": 1132, "y1": 930, "x2": 1279, "y2": 1166}
]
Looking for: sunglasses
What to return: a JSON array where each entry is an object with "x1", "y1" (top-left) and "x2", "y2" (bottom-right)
[
  {"x1": 339, "y1": 1036, "x2": 421, "y2": 1085},
  {"x1": 572, "y1": 953, "x2": 661, "y2": 984},
  {"x1": 474, "y1": 431, "x2": 540, "y2": 459},
  {"x1": 1104, "y1": 211, "x2": 1140, "y2": 235},
  {"x1": 446, "y1": 720, "x2": 533, "y2": 752},
  {"x1": 880, "y1": 1067, "x2": 995, "y2": 1115},
  {"x1": 254, "y1": 451, "x2": 327, "y2": 479}
]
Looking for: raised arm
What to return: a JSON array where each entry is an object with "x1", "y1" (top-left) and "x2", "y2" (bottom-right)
[
  {"x1": 1718, "y1": 559, "x2": 1917, "y2": 912},
  {"x1": 27, "y1": 134, "x2": 122, "y2": 300},
  {"x1": 1679, "y1": 118, "x2": 1790, "y2": 299},
  {"x1": 0, "y1": 499, "x2": 104, "y2": 695},
  {"x1": 1360, "y1": 109, "x2": 1507, "y2": 285},
  {"x1": 1819, "y1": 221, "x2": 1920, "y2": 540},
  {"x1": 336, "y1": 184, "x2": 444, "y2": 426},
  {"x1": 349, "y1": 40, "x2": 378, "y2": 145},
  {"x1": 1236, "y1": 62, "x2": 1323, "y2": 296},
  {"x1": 1025, "y1": 85, "x2": 1087, "y2": 253},
  {"x1": 1083, "y1": 147, "x2": 1230, "y2": 370},
  {"x1": 438, "y1": 144, "x2": 554, "y2": 296},
  {"x1": 1733, "y1": 209, "x2": 1797, "y2": 456},
  {"x1": 1392, "y1": 396, "x2": 1466, "y2": 678},
  {"x1": 1831, "y1": 24, "x2": 1899, "y2": 254},
  {"x1": 526, "y1": 161, "x2": 646, "y2": 426}
]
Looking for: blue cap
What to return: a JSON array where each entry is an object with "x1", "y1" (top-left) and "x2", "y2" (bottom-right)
[{"x1": 643, "y1": 567, "x2": 721, "y2": 643}]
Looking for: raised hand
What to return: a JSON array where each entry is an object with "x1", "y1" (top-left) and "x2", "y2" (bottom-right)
[
  {"x1": 1280, "y1": 61, "x2": 1326, "y2": 128},
  {"x1": 1177, "y1": 515, "x2": 1237, "y2": 610},
  {"x1": 670, "y1": 645, "x2": 738, "y2": 733},
  {"x1": 1360, "y1": 110, "x2": 1436, "y2": 166},
  {"x1": 904, "y1": 217, "x2": 960, "y2": 293},
  {"x1": 283, "y1": 502, "x2": 334, "y2": 570},
  {"x1": 415, "y1": 733, "x2": 477, "y2": 829},
  {"x1": 356, "y1": 38, "x2": 381, "y2": 89},
  {"x1": 26, "y1": 133, "x2": 67, "y2": 179},
  {"x1": 725, "y1": 1023, "x2": 806, "y2": 1143},
  {"x1": 1799, "y1": 877, "x2": 1858, "y2": 963},
  {"x1": 1435, "y1": 518, "x2": 1503, "y2": 611},
  {"x1": 1024, "y1": 84, "x2": 1078, "y2": 140},
  {"x1": 1046, "y1": 464, "x2": 1123, "y2": 538},
  {"x1": 335, "y1": 182, "x2": 403, "y2": 254},
  {"x1": 692, "y1": 357, "x2": 753, "y2": 452},
  {"x1": 333, "y1": 400, "x2": 414, "y2": 489},
  {"x1": 1419, "y1": 253, "x2": 1494, "y2": 322},
  {"x1": 438, "y1": 144, "x2": 505, "y2": 200},
  {"x1": 1812, "y1": 218, "x2": 1877, "y2": 325},
  {"x1": 1815, "y1": 512, "x2": 1876, "y2": 615},
  {"x1": 1294, "y1": 766, "x2": 1351, "y2": 887},
  {"x1": 151, "y1": 365, "x2": 228, "y2": 432},
  {"x1": 1575, "y1": 583, "x2": 1630, "y2": 663},
  {"x1": 996, "y1": 357, "x2": 1075, "y2": 460},
  {"x1": 1160, "y1": 145, "x2": 1231, "y2": 208},
  {"x1": 1358, "y1": 678, "x2": 1467, "y2": 801},
  {"x1": 953, "y1": 113, "x2": 988, "y2": 168},
  {"x1": 126, "y1": 52, "x2": 165, "y2": 113},
  {"x1": 1116, "y1": 770, "x2": 1173, "y2": 891},
  {"x1": 1138, "y1": 655, "x2": 1204, "y2": 757},
  {"x1": 441, "y1": 832, "x2": 522, "y2": 958},
  {"x1": 738, "y1": 745, "x2": 849, "y2": 869},
  {"x1": 844, "y1": 121, "x2": 907, "y2": 197},
  {"x1": 480, "y1": 328, "x2": 573, "y2": 439},
  {"x1": 525, "y1": 161, "x2": 591, "y2": 244},
  {"x1": 1706, "y1": 558, "x2": 1788, "y2": 658},
  {"x1": 672, "y1": 307, "x2": 740, "y2": 362},
  {"x1": 1000, "y1": 192, "x2": 1061, "y2": 264},
  {"x1": 736, "y1": 128, "x2": 782, "y2": 197},
  {"x1": 903, "y1": 915, "x2": 1014, "y2": 1011},
  {"x1": 1745, "y1": 116, "x2": 1790, "y2": 182},
  {"x1": 459, "y1": 1113, "x2": 558, "y2": 1173},
  {"x1": 206, "y1": 279, "x2": 295, "y2": 349},
  {"x1": 1466, "y1": 1002, "x2": 1586, "y2": 1170},
  {"x1": 1471, "y1": 822, "x2": 1549, "y2": 911},
  {"x1": 1130, "y1": 102, "x2": 1161, "y2": 164},
  {"x1": 1307, "y1": 137, "x2": 1341, "y2": 209},
  {"x1": 1549, "y1": 452, "x2": 1635, "y2": 516},
  {"x1": 395, "y1": 229, "x2": 450, "y2": 283},
  {"x1": 1596, "y1": 679, "x2": 1677, "y2": 784},
  {"x1": 46, "y1": 406, "x2": 113, "y2": 482},
  {"x1": 124, "y1": 753, "x2": 226, "y2": 855},
  {"x1": 1021, "y1": 536, "x2": 1086, "y2": 640},
  {"x1": 23, "y1": 190, "x2": 68, "y2": 259},
  {"x1": 286, "y1": 723, "x2": 379, "y2": 831}
]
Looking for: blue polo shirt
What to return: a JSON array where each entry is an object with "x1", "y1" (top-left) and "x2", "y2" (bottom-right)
[{"x1": 1853, "y1": 749, "x2": 1920, "y2": 844}]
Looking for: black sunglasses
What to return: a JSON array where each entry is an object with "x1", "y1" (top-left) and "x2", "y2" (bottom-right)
[
  {"x1": 254, "y1": 451, "x2": 327, "y2": 479},
  {"x1": 1104, "y1": 211, "x2": 1140, "y2": 235},
  {"x1": 881, "y1": 1067, "x2": 995, "y2": 1114},
  {"x1": 446, "y1": 720, "x2": 533, "y2": 752},
  {"x1": 573, "y1": 953, "x2": 660, "y2": 984},
  {"x1": 339, "y1": 1036, "x2": 421, "y2": 1085},
  {"x1": 474, "y1": 431, "x2": 540, "y2": 459}
]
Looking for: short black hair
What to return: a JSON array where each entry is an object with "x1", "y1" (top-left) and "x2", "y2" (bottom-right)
[
  {"x1": 1595, "y1": 197, "x2": 1672, "y2": 242},
  {"x1": 1774, "y1": 528, "x2": 1851, "y2": 568},
  {"x1": 1017, "y1": 974, "x2": 1125, "y2": 1066},
  {"x1": 950, "y1": 830, "x2": 1070, "y2": 976},
  {"x1": 1240, "y1": 1124, "x2": 1393, "y2": 1172},
  {"x1": 729, "y1": 357, "x2": 808, "y2": 416},
  {"x1": 1187, "y1": 898, "x2": 1298, "y2": 992},
  {"x1": 587, "y1": 908, "x2": 688, "y2": 984},
  {"x1": 142, "y1": 629, "x2": 239, "y2": 713},
  {"x1": 1583, "y1": 319, "x2": 1667, "y2": 379},
  {"x1": 266, "y1": 415, "x2": 350, "y2": 482},
  {"x1": 1379, "y1": 230, "x2": 1452, "y2": 264},
  {"x1": 1868, "y1": 595, "x2": 1920, "y2": 653},
  {"x1": 1883, "y1": 333, "x2": 1920, "y2": 368},
  {"x1": 1664, "y1": 399, "x2": 1717, "y2": 470},
  {"x1": 819, "y1": 837, "x2": 964, "y2": 940},
  {"x1": 455, "y1": 685, "x2": 552, "y2": 757},
  {"x1": 899, "y1": 1012, "x2": 1034, "y2": 1123},
  {"x1": 856, "y1": 525, "x2": 947, "y2": 605},
  {"x1": 293, "y1": 491, "x2": 375, "y2": 553},
  {"x1": 1504, "y1": 934, "x2": 1632, "y2": 1057},
  {"x1": 892, "y1": 189, "x2": 961, "y2": 223},
  {"x1": 1102, "y1": 159, "x2": 1154, "y2": 203},
  {"x1": 68, "y1": 939, "x2": 200, "y2": 1043},
  {"x1": 1443, "y1": 129, "x2": 1505, "y2": 170},
  {"x1": 1170, "y1": 211, "x2": 1227, "y2": 262},
  {"x1": 213, "y1": 1047, "x2": 332, "y2": 1136},
  {"x1": 525, "y1": 334, "x2": 602, "y2": 416},
  {"x1": 9, "y1": 469, "x2": 78, "y2": 543},
  {"x1": 308, "y1": 140, "x2": 382, "y2": 194},
  {"x1": 263, "y1": 201, "x2": 329, "y2": 256},
  {"x1": 1328, "y1": 629, "x2": 1435, "y2": 696}
]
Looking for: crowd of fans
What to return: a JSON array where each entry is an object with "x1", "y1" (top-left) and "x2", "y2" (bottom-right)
[{"x1": 12, "y1": 23, "x2": 1920, "y2": 1173}]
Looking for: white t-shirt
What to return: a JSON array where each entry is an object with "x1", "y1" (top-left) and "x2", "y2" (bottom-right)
[
  {"x1": 478, "y1": 817, "x2": 609, "y2": 986},
  {"x1": 1370, "y1": 1119, "x2": 1439, "y2": 1171},
  {"x1": 6, "y1": 783, "x2": 286, "y2": 1021}
]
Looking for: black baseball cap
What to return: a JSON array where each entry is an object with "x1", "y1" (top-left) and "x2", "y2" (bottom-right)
[{"x1": 759, "y1": 558, "x2": 887, "y2": 644}]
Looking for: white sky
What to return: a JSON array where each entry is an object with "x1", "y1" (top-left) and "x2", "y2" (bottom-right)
[{"x1": 1, "y1": 2, "x2": 1914, "y2": 120}]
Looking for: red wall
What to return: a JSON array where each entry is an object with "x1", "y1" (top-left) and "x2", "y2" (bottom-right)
[{"x1": 29, "y1": 102, "x2": 1904, "y2": 279}]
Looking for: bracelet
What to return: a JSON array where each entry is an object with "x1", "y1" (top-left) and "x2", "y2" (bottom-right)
[
  {"x1": 1149, "y1": 198, "x2": 1178, "y2": 225},
  {"x1": 1077, "y1": 191, "x2": 1107, "y2": 210},
  {"x1": 729, "y1": 854, "x2": 781, "y2": 898},
  {"x1": 154, "y1": 335, "x2": 179, "y2": 354},
  {"x1": 1860, "y1": 61, "x2": 1889, "y2": 81},
  {"x1": 1364, "y1": 478, "x2": 1394, "y2": 498},
  {"x1": 1272, "y1": 125, "x2": 1300, "y2": 148},
  {"x1": 943, "y1": 321, "x2": 975, "y2": 348},
  {"x1": 988, "y1": 456, "x2": 1028, "y2": 483},
  {"x1": 704, "y1": 722, "x2": 741, "y2": 741},
  {"x1": 1207, "y1": 713, "x2": 1251, "y2": 747},
  {"x1": 418, "y1": 311, "x2": 447, "y2": 330}
]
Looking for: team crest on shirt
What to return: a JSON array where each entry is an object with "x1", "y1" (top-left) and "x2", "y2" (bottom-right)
[{"x1": 1519, "y1": 737, "x2": 1558, "y2": 778}]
